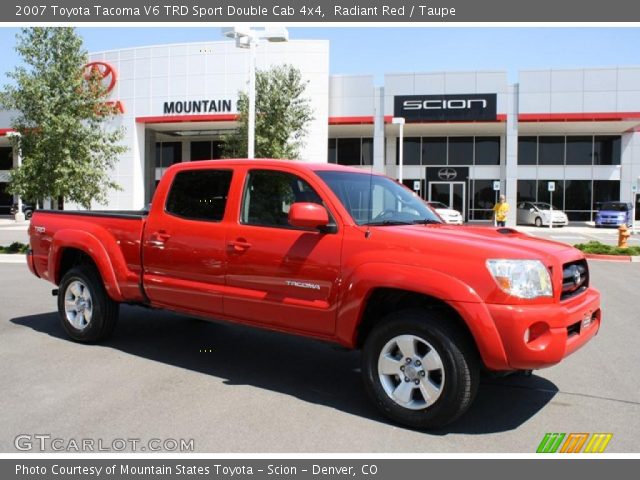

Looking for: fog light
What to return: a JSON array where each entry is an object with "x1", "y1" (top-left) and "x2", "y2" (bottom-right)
[{"x1": 524, "y1": 322, "x2": 550, "y2": 345}]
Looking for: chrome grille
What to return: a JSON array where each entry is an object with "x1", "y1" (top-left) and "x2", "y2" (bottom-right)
[{"x1": 561, "y1": 260, "x2": 589, "y2": 301}]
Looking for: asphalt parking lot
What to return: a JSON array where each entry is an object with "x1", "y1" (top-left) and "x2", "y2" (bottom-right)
[{"x1": 1, "y1": 260, "x2": 639, "y2": 453}]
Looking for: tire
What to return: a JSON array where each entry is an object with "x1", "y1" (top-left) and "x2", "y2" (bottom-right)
[
  {"x1": 362, "y1": 308, "x2": 479, "y2": 429},
  {"x1": 534, "y1": 217, "x2": 543, "y2": 227},
  {"x1": 58, "y1": 265, "x2": 119, "y2": 343}
]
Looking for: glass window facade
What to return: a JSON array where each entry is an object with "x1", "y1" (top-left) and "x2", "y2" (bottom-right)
[
  {"x1": 516, "y1": 179, "x2": 620, "y2": 221},
  {"x1": 474, "y1": 137, "x2": 500, "y2": 166},
  {"x1": 395, "y1": 136, "x2": 501, "y2": 166},
  {"x1": 0, "y1": 146, "x2": 12, "y2": 170},
  {"x1": 566, "y1": 136, "x2": 593, "y2": 165},
  {"x1": 470, "y1": 179, "x2": 497, "y2": 221},
  {"x1": 594, "y1": 136, "x2": 621, "y2": 165},
  {"x1": 422, "y1": 137, "x2": 447, "y2": 166},
  {"x1": 329, "y1": 137, "x2": 374, "y2": 166},
  {"x1": 538, "y1": 136, "x2": 564, "y2": 165},
  {"x1": 448, "y1": 137, "x2": 473, "y2": 166},
  {"x1": 517, "y1": 137, "x2": 537, "y2": 165},
  {"x1": 518, "y1": 135, "x2": 621, "y2": 165},
  {"x1": 155, "y1": 142, "x2": 182, "y2": 168},
  {"x1": 190, "y1": 140, "x2": 224, "y2": 161}
]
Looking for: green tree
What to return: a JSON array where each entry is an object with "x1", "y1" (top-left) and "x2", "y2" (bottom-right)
[
  {"x1": 0, "y1": 27, "x2": 126, "y2": 209},
  {"x1": 222, "y1": 64, "x2": 314, "y2": 159}
]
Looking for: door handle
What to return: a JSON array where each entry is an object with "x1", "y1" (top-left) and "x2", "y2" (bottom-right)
[
  {"x1": 228, "y1": 239, "x2": 252, "y2": 252},
  {"x1": 148, "y1": 231, "x2": 171, "y2": 247}
]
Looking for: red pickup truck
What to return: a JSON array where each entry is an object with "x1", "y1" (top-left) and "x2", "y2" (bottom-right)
[{"x1": 27, "y1": 160, "x2": 601, "y2": 428}]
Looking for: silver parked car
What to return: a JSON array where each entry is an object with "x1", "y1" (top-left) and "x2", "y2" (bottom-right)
[{"x1": 517, "y1": 201, "x2": 569, "y2": 227}]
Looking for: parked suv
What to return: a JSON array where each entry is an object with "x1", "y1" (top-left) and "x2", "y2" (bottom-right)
[
  {"x1": 10, "y1": 203, "x2": 34, "y2": 220},
  {"x1": 595, "y1": 202, "x2": 633, "y2": 227}
]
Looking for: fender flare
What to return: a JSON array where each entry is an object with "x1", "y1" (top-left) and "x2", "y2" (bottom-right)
[
  {"x1": 49, "y1": 229, "x2": 125, "y2": 302},
  {"x1": 335, "y1": 262, "x2": 508, "y2": 369}
]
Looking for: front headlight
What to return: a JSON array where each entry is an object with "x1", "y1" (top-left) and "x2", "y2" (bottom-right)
[{"x1": 486, "y1": 259, "x2": 553, "y2": 299}]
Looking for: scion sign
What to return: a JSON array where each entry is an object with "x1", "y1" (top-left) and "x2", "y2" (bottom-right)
[{"x1": 394, "y1": 93, "x2": 497, "y2": 122}]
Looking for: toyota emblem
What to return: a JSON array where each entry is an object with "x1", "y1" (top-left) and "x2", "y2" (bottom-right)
[
  {"x1": 573, "y1": 267, "x2": 582, "y2": 286},
  {"x1": 438, "y1": 167, "x2": 457, "y2": 180},
  {"x1": 83, "y1": 61, "x2": 117, "y2": 94}
]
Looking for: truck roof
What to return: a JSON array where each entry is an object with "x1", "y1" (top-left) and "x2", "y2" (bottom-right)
[{"x1": 167, "y1": 159, "x2": 381, "y2": 175}]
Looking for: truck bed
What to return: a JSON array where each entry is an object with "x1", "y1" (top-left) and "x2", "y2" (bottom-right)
[
  {"x1": 28, "y1": 209, "x2": 148, "y2": 302},
  {"x1": 36, "y1": 209, "x2": 148, "y2": 219}
]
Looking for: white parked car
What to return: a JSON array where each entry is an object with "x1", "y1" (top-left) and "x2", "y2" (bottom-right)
[
  {"x1": 517, "y1": 201, "x2": 569, "y2": 227},
  {"x1": 427, "y1": 201, "x2": 464, "y2": 225}
]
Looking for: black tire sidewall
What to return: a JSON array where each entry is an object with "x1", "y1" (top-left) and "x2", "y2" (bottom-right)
[
  {"x1": 57, "y1": 266, "x2": 115, "y2": 342},
  {"x1": 362, "y1": 309, "x2": 478, "y2": 429}
]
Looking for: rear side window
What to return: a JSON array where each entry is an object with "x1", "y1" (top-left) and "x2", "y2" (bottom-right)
[{"x1": 165, "y1": 169, "x2": 232, "y2": 221}]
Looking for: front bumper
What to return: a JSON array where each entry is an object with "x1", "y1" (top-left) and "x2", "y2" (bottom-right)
[
  {"x1": 543, "y1": 218, "x2": 569, "y2": 226},
  {"x1": 485, "y1": 288, "x2": 601, "y2": 370},
  {"x1": 595, "y1": 218, "x2": 627, "y2": 227}
]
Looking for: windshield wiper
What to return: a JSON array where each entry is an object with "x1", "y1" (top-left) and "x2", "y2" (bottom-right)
[
  {"x1": 411, "y1": 218, "x2": 442, "y2": 225},
  {"x1": 361, "y1": 220, "x2": 414, "y2": 226}
]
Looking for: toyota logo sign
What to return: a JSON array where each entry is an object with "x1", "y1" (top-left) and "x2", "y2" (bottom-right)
[
  {"x1": 83, "y1": 61, "x2": 117, "y2": 94},
  {"x1": 438, "y1": 168, "x2": 458, "y2": 180}
]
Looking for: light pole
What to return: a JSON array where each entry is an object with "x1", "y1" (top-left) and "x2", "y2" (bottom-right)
[
  {"x1": 6, "y1": 131, "x2": 25, "y2": 223},
  {"x1": 392, "y1": 117, "x2": 405, "y2": 183},
  {"x1": 222, "y1": 27, "x2": 289, "y2": 159},
  {"x1": 632, "y1": 176, "x2": 640, "y2": 234}
]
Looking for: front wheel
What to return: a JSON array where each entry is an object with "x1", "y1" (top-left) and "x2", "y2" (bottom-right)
[
  {"x1": 362, "y1": 308, "x2": 479, "y2": 429},
  {"x1": 58, "y1": 265, "x2": 119, "y2": 342},
  {"x1": 534, "y1": 217, "x2": 543, "y2": 227}
]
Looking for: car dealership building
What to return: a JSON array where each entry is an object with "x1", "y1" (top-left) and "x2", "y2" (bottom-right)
[{"x1": 1, "y1": 38, "x2": 640, "y2": 225}]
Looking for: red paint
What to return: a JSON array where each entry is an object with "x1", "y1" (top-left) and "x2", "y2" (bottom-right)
[
  {"x1": 329, "y1": 116, "x2": 375, "y2": 125},
  {"x1": 0, "y1": 128, "x2": 16, "y2": 136},
  {"x1": 27, "y1": 159, "x2": 601, "y2": 372},
  {"x1": 519, "y1": 111, "x2": 640, "y2": 122},
  {"x1": 136, "y1": 114, "x2": 239, "y2": 123}
]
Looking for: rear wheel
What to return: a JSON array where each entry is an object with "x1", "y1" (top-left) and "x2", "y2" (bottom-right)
[
  {"x1": 362, "y1": 308, "x2": 479, "y2": 429},
  {"x1": 58, "y1": 265, "x2": 119, "y2": 342}
]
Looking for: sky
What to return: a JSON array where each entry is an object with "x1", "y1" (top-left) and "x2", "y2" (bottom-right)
[{"x1": 0, "y1": 27, "x2": 639, "y2": 84}]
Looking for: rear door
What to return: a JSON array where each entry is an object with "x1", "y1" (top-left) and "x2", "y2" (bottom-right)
[
  {"x1": 142, "y1": 168, "x2": 233, "y2": 316},
  {"x1": 224, "y1": 168, "x2": 343, "y2": 335}
]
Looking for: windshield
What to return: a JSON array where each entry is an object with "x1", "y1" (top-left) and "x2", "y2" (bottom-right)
[
  {"x1": 600, "y1": 202, "x2": 629, "y2": 211},
  {"x1": 317, "y1": 171, "x2": 442, "y2": 226},
  {"x1": 532, "y1": 202, "x2": 553, "y2": 210},
  {"x1": 428, "y1": 201, "x2": 449, "y2": 209}
]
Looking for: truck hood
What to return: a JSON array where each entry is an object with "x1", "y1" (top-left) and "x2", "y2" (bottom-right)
[{"x1": 368, "y1": 223, "x2": 575, "y2": 262}]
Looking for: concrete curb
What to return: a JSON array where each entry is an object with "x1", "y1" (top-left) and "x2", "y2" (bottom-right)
[
  {"x1": 584, "y1": 253, "x2": 640, "y2": 262},
  {"x1": 0, "y1": 254, "x2": 27, "y2": 263}
]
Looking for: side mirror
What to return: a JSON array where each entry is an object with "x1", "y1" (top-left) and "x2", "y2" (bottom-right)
[
  {"x1": 529, "y1": 208, "x2": 535, "y2": 213},
  {"x1": 288, "y1": 203, "x2": 330, "y2": 230}
]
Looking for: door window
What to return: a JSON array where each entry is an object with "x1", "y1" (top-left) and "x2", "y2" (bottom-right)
[
  {"x1": 165, "y1": 169, "x2": 232, "y2": 221},
  {"x1": 241, "y1": 170, "x2": 324, "y2": 228}
]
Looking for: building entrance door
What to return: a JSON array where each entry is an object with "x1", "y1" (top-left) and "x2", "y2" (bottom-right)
[{"x1": 429, "y1": 181, "x2": 466, "y2": 219}]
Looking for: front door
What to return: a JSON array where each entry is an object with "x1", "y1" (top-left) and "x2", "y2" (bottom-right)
[
  {"x1": 429, "y1": 181, "x2": 466, "y2": 219},
  {"x1": 224, "y1": 168, "x2": 343, "y2": 335}
]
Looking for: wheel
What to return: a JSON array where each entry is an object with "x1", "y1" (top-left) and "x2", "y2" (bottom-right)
[
  {"x1": 362, "y1": 308, "x2": 479, "y2": 429},
  {"x1": 534, "y1": 217, "x2": 543, "y2": 227},
  {"x1": 58, "y1": 265, "x2": 119, "y2": 342},
  {"x1": 25, "y1": 210, "x2": 33, "y2": 220}
]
